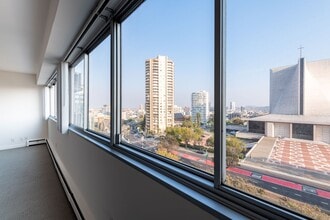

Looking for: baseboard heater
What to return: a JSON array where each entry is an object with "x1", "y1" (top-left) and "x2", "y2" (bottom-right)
[{"x1": 26, "y1": 138, "x2": 46, "y2": 146}]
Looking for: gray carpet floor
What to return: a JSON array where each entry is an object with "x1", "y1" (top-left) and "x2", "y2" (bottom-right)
[{"x1": 0, "y1": 144, "x2": 76, "y2": 220}]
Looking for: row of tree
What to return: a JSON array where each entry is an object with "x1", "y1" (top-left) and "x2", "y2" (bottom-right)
[{"x1": 157, "y1": 117, "x2": 245, "y2": 167}]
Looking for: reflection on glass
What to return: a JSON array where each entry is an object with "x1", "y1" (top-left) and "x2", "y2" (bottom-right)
[
  {"x1": 49, "y1": 83, "x2": 57, "y2": 118},
  {"x1": 72, "y1": 60, "x2": 85, "y2": 128}
]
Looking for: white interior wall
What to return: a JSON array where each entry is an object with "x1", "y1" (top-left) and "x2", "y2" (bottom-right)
[
  {"x1": 48, "y1": 119, "x2": 216, "y2": 220},
  {"x1": 0, "y1": 71, "x2": 47, "y2": 150}
]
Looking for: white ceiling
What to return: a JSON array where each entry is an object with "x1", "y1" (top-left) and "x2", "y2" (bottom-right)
[
  {"x1": 0, "y1": 0, "x2": 51, "y2": 75},
  {"x1": 0, "y1": 0, "x2": 99, "y2": 85}
]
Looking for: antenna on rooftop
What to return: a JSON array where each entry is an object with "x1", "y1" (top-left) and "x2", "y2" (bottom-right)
[{"x1": 298, "y1": 45, "x2": 304, "y2": 58}]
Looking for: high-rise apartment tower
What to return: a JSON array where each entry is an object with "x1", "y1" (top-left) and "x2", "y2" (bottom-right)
[
  {"x1": 230, "y1": 101, "x2": 236, "y2": 112},
  {"x1": 145, "y1": 56, "x2": 174, "y2": 134},
  {"x1": 191, "y1": 91, "x2": 209, "y2": 124}
]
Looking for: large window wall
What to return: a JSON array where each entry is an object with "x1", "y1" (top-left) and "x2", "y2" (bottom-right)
[{"x1": 47, "y1": 0, "x2": 330, "y2": 219}]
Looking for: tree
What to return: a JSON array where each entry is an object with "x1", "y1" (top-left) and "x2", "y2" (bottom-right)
[
  {"x1": 194, "y1": 126, "x2": 203, "y2": 136},
  {"x1": 207, "y1": 115, "x2": 214, "y2": 131},
  {"x1": 180, "y1": 127, "x2": 197, "y2": 148},
  {"x1": 196, "y1": 112, "x2": 201, "y2": 127},
  {"x1": 206, "y1": 135, "x2": 214, "y2": 147},
  {"x1": 182, "y1": 119, "x2": 194, "y2": 128},
  {"x1": 165, "y1": 126, "x2": 203, "y2": 148},
  {"x1": 165, "y1": 127, "x2": 183, "y2": 143},
  {"x1": 158, "y1": 135, "x2": 178, "y2": 150},
  {"x1": 137, "y1": 116, "x2": 145, "y2": 132},
  {"x1": 231, "y1": 117, "x2": 244, "y2": 125},
  {"x1": 156, "y1": 148, "x2": 180, "y2": 161},
  {"x1": 193, "y1": 126, "x2": 203, "y2": 145},
  {"x1": 226, "y1": 137, "x2": 244, "y2": 166}
]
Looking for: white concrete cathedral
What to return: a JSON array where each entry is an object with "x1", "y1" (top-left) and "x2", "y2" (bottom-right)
[{"x1": 249, "y1": 58, "x2": 330, "y2": 143}]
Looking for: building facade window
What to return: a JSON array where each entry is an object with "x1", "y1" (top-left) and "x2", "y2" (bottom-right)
[
  {"x1": 248, "y1": 121, "x2": 265, "y2": 134},
  {"x1": 292, "y1": 123, "x2": 313, "y2": 140}
]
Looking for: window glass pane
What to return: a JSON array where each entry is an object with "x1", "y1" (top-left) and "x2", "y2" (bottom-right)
[
  {"x1": 49, "y1": 82, "x2": 57, "y2": 118},
  {"x1": 49, "y1": 86, "x2": 54, "y2": 117},
  {"x1": 54, "y1": 83, "x2": 57, "y2": 117},
  {"x1": 225, "y1": 1, "x2": 330, "y2": 218},
  {"x1": 88, "y1": 36, "x2": 111, "y2": 136},
  {"x1": 72, "y1": 59, "x2": 85, "y2": 127},
  {"x1": 122, "y1": 0, "x2": 214, "y2": 174}
]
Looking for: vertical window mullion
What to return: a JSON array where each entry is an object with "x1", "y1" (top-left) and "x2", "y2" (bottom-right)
[
  {"x1": 54, "y1": 82, "x2": 58, "y2": 118},
  {"x1": 84, "y1": 54, "x2": 89, "y2": 130},
  {"x1": 49, "y1": 86, "x2": 53, "y2": 116},
  {"x1": 69, "y1": 67, "x2": 73, "y2": 124},
  {"x1": 44, "y1": 87, "x2": 50, "y2": 119},
  {"x1": 214, "y1": 0, "x2": 226, "y2": 188},
  {"x1": 111, "y1": 21, "x2": 122, "y2": 145}
]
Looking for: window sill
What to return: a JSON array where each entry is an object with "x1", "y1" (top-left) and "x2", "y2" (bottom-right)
[{"x1": 69, "y1": 125, "x2": 110, "y2": 147}]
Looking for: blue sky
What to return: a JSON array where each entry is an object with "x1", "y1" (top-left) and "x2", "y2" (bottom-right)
[
  {"x1": 122, "y1": 0, "x2": 214, "y2": 108},
  {"x1": 89, "y1": 36, "x2": 110, "y2": 108},
  {"x1": 226, "y1": 0, "x2": 330, "y2": 107},
  {"x1": 91, "y1": 0, "x2": 330, "y2": 109}
]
